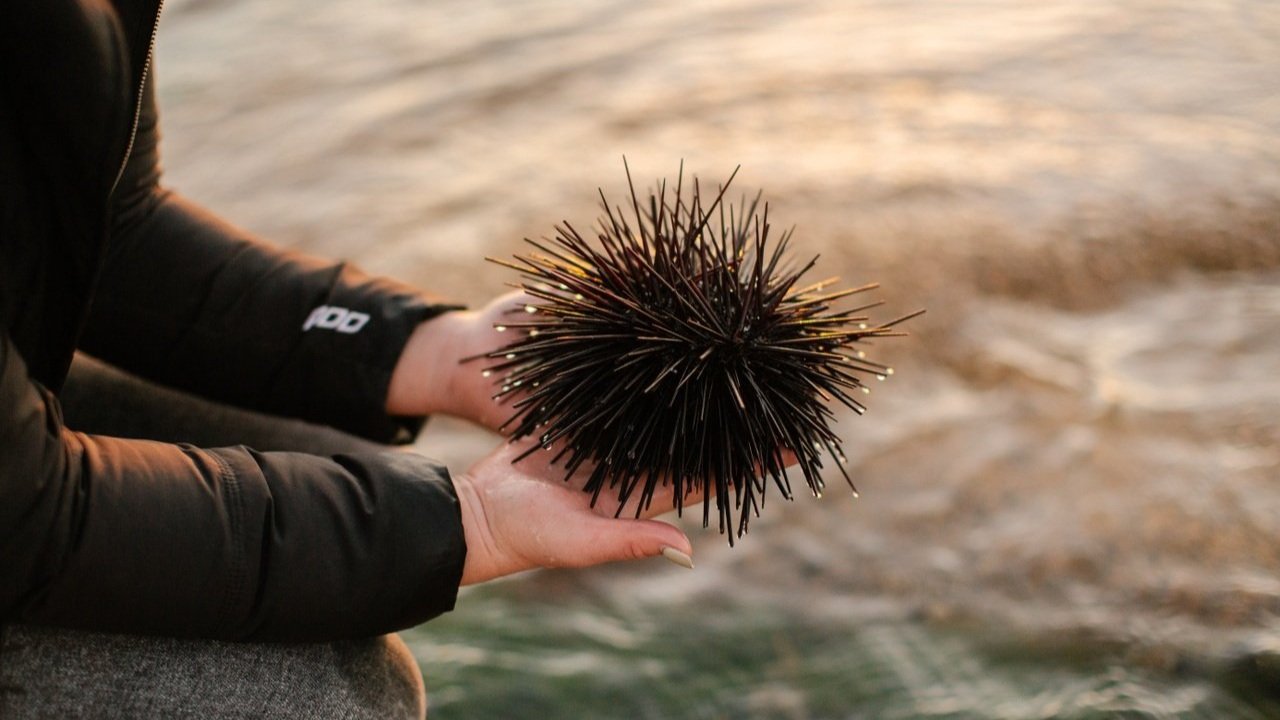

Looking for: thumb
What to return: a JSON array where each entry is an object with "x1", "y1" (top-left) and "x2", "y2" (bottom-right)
[{"x1": 566, "y1": 516, "x2": 695, "y2": 570}]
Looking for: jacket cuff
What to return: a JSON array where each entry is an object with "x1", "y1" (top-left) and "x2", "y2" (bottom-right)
[{"x1": 268, "y1": 265, "x2": 465, "y2": 444}]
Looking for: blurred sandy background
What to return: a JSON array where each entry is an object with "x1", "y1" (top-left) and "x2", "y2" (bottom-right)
[{"x1": 154, "y1": 1, "x2": 1280, "y2": 716}]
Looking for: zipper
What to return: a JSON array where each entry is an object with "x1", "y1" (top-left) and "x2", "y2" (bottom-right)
[{"x1": 110, "y1": 0, "x2": 165, "y2": 197}]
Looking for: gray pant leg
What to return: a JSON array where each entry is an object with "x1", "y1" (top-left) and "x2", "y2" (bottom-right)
[
  {"x1": 0, "y1": 626, "x2": 426, "y2": 720},
  {"x1": 0, "y1": 355, "x2": 426, "y2": 719}
]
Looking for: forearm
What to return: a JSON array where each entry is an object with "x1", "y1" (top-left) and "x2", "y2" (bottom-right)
[
  {"x1": 4, "y1": 437, "x2": 467, "y2": 641},
  {"x1": 2, "y1": 333, "x2": 466, "y2": 642},
  {"x1": 88, "y1": 189, "x2": 463, "y2": 442},
  {"x1": 95, "y1": 70, "x2": 466, "y2": 441}
]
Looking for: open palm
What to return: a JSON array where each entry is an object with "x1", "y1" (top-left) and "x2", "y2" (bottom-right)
[{"x1": 453, "y1": 439, "x2": 696, "y2": 585}]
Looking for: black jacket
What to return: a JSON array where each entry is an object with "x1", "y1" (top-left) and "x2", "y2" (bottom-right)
[{"x1": 1, "y1": 0, "x2": 467, "y2": 641}]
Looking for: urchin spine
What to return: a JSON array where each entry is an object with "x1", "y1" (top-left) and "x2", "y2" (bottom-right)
[{"x1": 478, "y1": 162, "x2": 921, "y2": 541}]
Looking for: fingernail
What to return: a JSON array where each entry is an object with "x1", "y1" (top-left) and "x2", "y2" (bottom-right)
[{"x1": 660, "y1": 546, "x2": 694, "y2": 569}]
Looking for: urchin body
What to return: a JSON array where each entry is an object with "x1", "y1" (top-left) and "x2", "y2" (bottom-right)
[{"x1": 478, "y1": 164, "x2": 919, "y2": 540}]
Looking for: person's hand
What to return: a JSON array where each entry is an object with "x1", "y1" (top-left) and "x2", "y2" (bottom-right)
[
  {"x1": 386, "y1": 291, "x2": 532, "y2": 431},
  {"x1": 453, "y1": 438, "x2": 697, "y2": 585}
]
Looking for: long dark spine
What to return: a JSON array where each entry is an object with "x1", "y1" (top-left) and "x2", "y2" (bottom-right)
[{"x1": 476, "y1": 162, "x2": 921, "y2": 542}]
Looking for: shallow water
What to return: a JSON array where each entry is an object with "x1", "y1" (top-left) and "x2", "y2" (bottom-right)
[{"x1": 154, "y1": 0, "x2": 1280, "y2": 716}]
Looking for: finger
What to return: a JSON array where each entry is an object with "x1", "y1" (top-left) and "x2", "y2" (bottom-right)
[
  {"x1": 557, "y1": 515, "x2": 694, "y2": 570},
  {"x1": 628, "y1": 478, "x2": 705, "y2": 521}
]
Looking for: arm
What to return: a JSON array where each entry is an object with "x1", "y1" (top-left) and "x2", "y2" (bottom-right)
[
  {"x1": 85, "y1": 79, "x2": 461, "y2": 443},
  {"x1": 0, "y1": 330, "x2": 465, "y2": 642},
  {"x1": 2, "y1": 329, "x2": 695, "y2": 639}
]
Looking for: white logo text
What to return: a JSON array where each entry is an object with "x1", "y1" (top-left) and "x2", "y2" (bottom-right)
[{"x1": 302, "y1": 306, "x2": 370, "y2": 334}]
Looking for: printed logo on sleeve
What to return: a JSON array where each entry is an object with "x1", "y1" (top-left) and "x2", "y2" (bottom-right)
[{"x1": 302, "y1": 305, "x2": 370, "y2": 334}]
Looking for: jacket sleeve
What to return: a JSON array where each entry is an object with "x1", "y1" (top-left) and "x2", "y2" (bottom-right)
[
  {"x1": 1, "y1": 330, "x2": 467, "y2": 641},
  {"x1": 81, "y1": 79, "x2": 463, "y2": 444}
]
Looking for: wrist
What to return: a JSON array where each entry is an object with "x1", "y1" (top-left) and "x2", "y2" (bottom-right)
[
  {"x1": 386, "y1": 309, "x2": 474, "y2": 417},
  {"x1": 452, "y1": 471, "x2": 505, "y2": 586}
]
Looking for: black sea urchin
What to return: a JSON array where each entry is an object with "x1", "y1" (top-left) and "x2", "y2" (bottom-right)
[{"x1": 480, "y1": 162, "x2": 921, "y2": 541}]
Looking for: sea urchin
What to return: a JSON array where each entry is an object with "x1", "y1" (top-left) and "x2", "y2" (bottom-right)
[{"x1": 477, "y1": 162, "x2": 921, "y2": 541}]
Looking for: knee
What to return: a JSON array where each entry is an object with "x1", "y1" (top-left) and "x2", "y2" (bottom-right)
[
  {"x1": 0, "y1": 626, "x2": 427, "y2": 720},
  {"x1": 334, "y1": 634, "x2": 426, "y2": 720}
]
